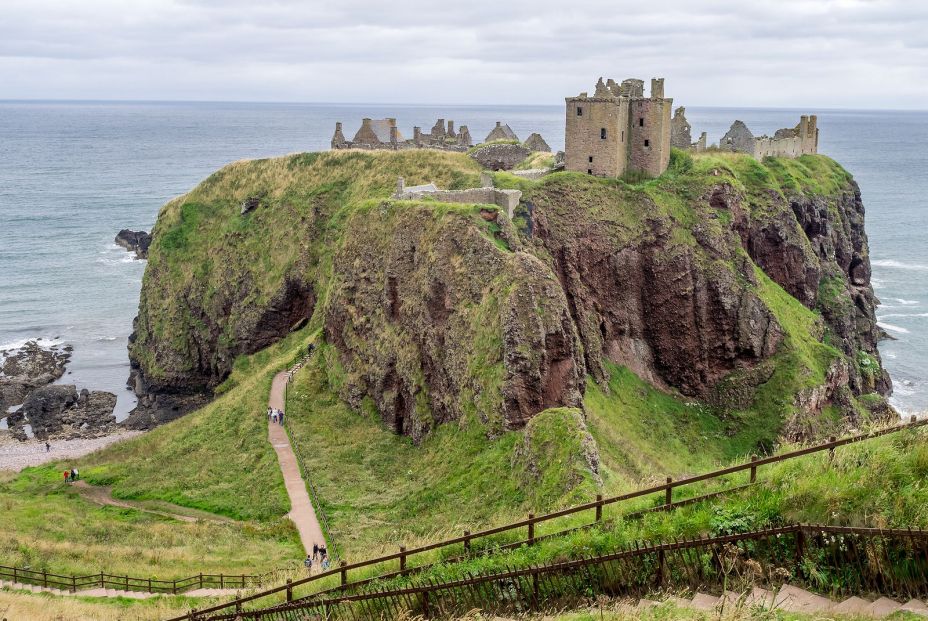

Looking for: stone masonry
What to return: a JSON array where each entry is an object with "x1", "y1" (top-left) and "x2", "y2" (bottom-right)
[
  {"x1": 720, "y1": 115, "x2": 819, "y2": 160},
  {"x1": 393, "y1": 176, "x2": 522, "y2": 219},
  {"x1": 564, "y1": 77, "x2": 673, "y2": 178},
  {"x1": 332, "y1": 117, "x2": 473, "y2": 151}
]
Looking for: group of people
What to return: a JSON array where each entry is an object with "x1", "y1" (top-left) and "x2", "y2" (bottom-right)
[
  {"x1": 304, "y1": 543, "x2": 330, "y2": 572},
  {"x1": 62, "y1": 467, "x2": 79, "y2": 483},
  {"x1": 267, "y1": 407, "x2": 285, "y2": 425}
]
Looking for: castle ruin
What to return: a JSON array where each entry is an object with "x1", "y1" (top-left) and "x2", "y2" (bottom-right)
[
  {"x1": 332, "y1": 117, "x2": 474, "y2": 151},
  {"x1": 564, "y1": 77, "x2": 673, "y2": 178},
  {"x1": 719, "y1": 115, "x2": 819, "y2": 159}
]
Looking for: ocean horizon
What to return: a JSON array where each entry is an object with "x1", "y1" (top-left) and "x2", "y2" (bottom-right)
[{"x1": 1, "y1": 100, "x2": 926, "y2": 419}]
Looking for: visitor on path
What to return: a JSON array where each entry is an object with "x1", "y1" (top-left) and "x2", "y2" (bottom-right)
[
  {"x1": 304, "y1": 555, "x2": 313, "y2": 572},
  {"x1": 267, "y1": 407, "x2": 272, "y2": 421},
  {"x1": 319, "y1": 543, "x2": 327, "y2": 560},
  {"x1": 63, "y1": 470, "x2": 70, "y2": 483},
  {"x1": 71, "y1": 467, "x2": 79, "y2": 481},
  {"x1": 45, "y1": 441, "x2": 50, "y2": 452},
  {"x1": 312, "y1": 543, "x2": 319, "y2": 561},
  {"x1": 321, "y1": 555, "x2": 330, "y2": 571},
  {"x1": 271, "y1": 410, "x2": 278, "y2": 424},
  {"x1": 278, "y1": 409, "x2": 284, "y2": 425}
]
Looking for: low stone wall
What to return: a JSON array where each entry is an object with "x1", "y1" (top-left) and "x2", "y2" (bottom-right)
[
  {"x1": 395, "y1": 187, "x2": 522, "y2": 218},
  {"x1": 510, "y1": 169, "x2": 549, "y2": 181}
]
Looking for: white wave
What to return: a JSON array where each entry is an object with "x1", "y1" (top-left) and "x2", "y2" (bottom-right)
[
  {"x1": 885, "y1": 297, "x2": 920, "y2": 306},
  {"x1": 94, "y1": 336, "x2": 118, "y2": 342},
  {"x1": 877, "y1": 321, "x2": 910, "y2": 334},
  {"x1": 0, "y1": 336, "x2": 66, "y2": 353},
  {"x1": 871, "y1": 259, "x2": 928, "y2": 272},
  {"x1": 878, "y1": 313, "x2": 928, "y2": 320}
]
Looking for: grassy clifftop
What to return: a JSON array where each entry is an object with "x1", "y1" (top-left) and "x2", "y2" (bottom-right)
[{"x1": 3, "y1": 148, "x2": 896, "y2": 585}]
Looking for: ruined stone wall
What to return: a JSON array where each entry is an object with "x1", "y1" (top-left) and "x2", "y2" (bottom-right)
[
  {"x1": 670, "y1": 107, "x2": 692, "y2": 149},
  {"x1": 626, "y1": 97, "x2": 672, "y2": 177},
  {"x1": 564, "y1": 97, "x2": 627, "y2": 177},
  {"x1": 395, "y1": 187, "x2": 522, "y2": 218}
]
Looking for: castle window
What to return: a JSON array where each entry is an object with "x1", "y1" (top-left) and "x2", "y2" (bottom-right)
[
  {"x1": 600, "y1": 128, "x2": 607, "y2": 139},
  {"x1": 644, "y1": 139, "x2": 650, "y2": 147},
  {"x1": 577, "y1": 107, "x2": 583, "y2": 116},
  {"x1": 621, "y1": 130, "x2": 624, "y2": 141},
  {"x1": 639, "y1": 118, "x2": 644, "y2": 127},
  {"x1": 588, "y1": 156, "x2": 593, "y2": 163},
  {"x1": 587, "y1": 169, "x2": 592, "y2": 175}
]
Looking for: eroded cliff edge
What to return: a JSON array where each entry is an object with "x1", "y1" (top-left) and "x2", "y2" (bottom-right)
[{"x1": 126, "y1": 150, "x2": 891, "y2": 443}]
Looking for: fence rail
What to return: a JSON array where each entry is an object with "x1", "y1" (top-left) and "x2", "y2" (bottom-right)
[
  {"x1": 197, "y1": 524, "x2": 928, "y2": 620},
  {"x1": 0, "y1": 565, "x2": 262, "y2": 594},
  {"x1": 165, "y1": 415, "x2": 927, "y2": 621}
]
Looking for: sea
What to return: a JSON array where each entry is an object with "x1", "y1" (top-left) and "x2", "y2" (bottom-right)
[{"x1": 0, "y1": 102, "x2": 925, "y2": 419}]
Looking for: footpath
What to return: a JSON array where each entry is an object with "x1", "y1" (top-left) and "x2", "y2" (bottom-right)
[{"x1": 267, "y1": 370, "x2": 326, "y2": 556}]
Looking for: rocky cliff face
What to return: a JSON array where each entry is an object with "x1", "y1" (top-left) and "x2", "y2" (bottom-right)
[{"x1": 128, "y1": 150, "x2": 890, "y2": 440}]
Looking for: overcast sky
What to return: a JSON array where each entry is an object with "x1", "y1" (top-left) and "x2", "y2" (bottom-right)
[{"x1": 1, "y1": 0, "x2": 926, "y2": 109}]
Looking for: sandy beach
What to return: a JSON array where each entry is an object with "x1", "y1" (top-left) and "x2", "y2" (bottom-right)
[{"x1": 0, "y1": 430, "x2": 142, "y2": 472}]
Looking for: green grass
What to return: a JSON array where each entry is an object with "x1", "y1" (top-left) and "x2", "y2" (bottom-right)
[
  {"x1": 284, "y1": 348, "x2": 598, "y2": 560},
  {"x1": 0, "y1": 467, "x2": 301, "y2": 578}
]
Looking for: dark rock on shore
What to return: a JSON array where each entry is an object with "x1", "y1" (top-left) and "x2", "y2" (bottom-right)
[
  {"x1": 7, "y1": 385, "x2": 116, "y2": 440},
  {"x1": 115, "y1": 229, "x2": 152, "y2": 259},
  {"x1": 0, "y1": 340, "x2": 71, "y2": 415}
]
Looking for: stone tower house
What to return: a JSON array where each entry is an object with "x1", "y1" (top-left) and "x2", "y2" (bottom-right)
[{"x1": 565, "y1": 77, "x2": 673, "y2": 178}]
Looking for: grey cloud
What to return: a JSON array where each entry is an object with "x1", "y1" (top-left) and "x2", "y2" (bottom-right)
[{"x1": 0, "y1": 0, "x2": 925, "y2": 107}]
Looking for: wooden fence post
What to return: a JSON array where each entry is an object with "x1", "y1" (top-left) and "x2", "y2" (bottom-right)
[
  {"x1": 71, "y1": 575, "x2": 76, "y2": 593},
  {"x1": 199, "y1": 572, "x2": 203, "y2": 589},
  {"x1": 595, "y1": 494, "x2": 603, "y2": 522},
  {"x1": 422, "y1": 589, "x2": 430, "y2": 618},
  {"x1": 399, "y1": 546, "x2": 407, "y2": 572},
  {"x1": 750, "y1": 455, "x2": 758, "y2": 483},
  {"x1": 795, "y1": 529, "x2": 806, "y2": 566},
  {"x1": 340, "y1": 560, "x2": 347, "y2": 586},
  {"x1": 528, "y1": 514, "x2": 535, "y2": 545},
  {"x1": 463, "y1": 530, "x2": 471, "y2": 553},
  {"x1": 828, "y1": 437, "x2": 837, "y2": 463},
  {"x1": 100, "y1": 572, "x2": 104, "y2": 588},
  {"x1": 12, "y1": 567, "x2": 16, "y2": 584},
  {"x1": 148, "y1": 577, "x2": 152, "y2": 592},
  {"x1": 665, "y1": 477, "x2": 673, "y2": 507},
  {"x1": 656, "y1": 549, "x2": 666, "y2": 585},
  {"x1": 43, "y1": 570, "x2": 47, "y2": 588},
  {"x1": 286, "y1": 578, "x2": 293, "y2": 602},
  {"x1": 219, "y1": 573, "x2": 223, "y2": 589},
  {"x1": 125, "y1": 574, "x2": 129, "y2": 591}
]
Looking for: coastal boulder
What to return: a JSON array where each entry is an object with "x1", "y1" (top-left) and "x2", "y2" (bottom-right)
[
  {"x1": 115, "y1": 229, "x2": 152, "y2": 259},
  {"x1": 7, "y1": 385, "x2": 116, "y2": 440}
]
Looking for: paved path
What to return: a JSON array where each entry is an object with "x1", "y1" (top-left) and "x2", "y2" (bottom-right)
[
  {"x1": 268, "y1": 371, "x2": 325, "y2": 556},
  {"x1": 0, "y1": 579, "x2": 244, "y2": 599}
]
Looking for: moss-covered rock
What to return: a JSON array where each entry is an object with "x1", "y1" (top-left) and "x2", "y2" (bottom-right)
[{"x1": 129, "y1": 149, "x2": 890, "y2": 442}]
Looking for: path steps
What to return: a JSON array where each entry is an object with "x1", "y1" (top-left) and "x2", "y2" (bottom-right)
[
  {"x1": 0, "y1": 579, "x2": 241, "y2": 599},
  {"x1": 643, "y1": 586, "x2": 928, "y2": 618},
  {"x1": 492, "y1": 588, "x2": 928, "y2": 619}
]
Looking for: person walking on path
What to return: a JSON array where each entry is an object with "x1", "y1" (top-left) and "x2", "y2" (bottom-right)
[
  {"x1": 321, "y1": 555, "x2": 330, "y2": 571},
  {"x1": 63, "y1": 470, "x2": 70, "y2": 483},
  {"x1": 45, "y1": 441, "x2": 50, "y2": 452},
  {"x1": 312, "y1": 543, "x2": 319, "y2": 561},
  {"x1": 71, "y1": 467, "x2": 79, "y2": 481},
  {"x1": 278, "y1": 409, "x2": 284, "y2": 425},
  {"x1": 304, "y1": 555, "x2": 313, "y2": 573}
]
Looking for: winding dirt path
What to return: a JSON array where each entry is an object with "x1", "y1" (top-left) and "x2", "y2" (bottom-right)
[
  {"x1": 72, "y1": 481, "x2": 233, "y2": 524},
  {"x1": 268, "y1": 371, "x2": 325, "y2": 555}
]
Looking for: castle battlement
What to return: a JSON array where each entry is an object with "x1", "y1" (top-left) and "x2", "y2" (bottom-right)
[{"x1": 564, "y1": 76, "x2": 673, "y2": 178}]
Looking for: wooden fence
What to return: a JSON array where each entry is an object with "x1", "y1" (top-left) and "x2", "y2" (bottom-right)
[
  {"x1": 0, "y1": 566, "x2": 262, "y2": 594},
  {"x1": 195, "y1": 524, "x2": 928, "y2": 620},
  {"x1": 165, "y1": 415, "x2": 927, "y2": 620}
]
